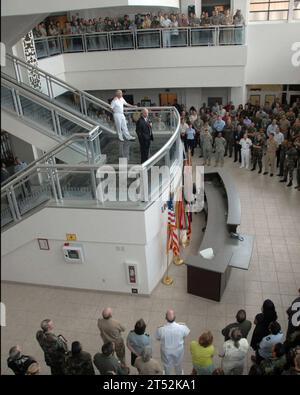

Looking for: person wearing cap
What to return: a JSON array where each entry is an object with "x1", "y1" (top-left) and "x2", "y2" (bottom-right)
[
  {"x1": 111, "y1": 90, "x2": 136, "y2": 142},
  {"x1": 97, "y1": 307, "x2": 127, "y2": 366},
  {"x1": 156, "y1": 309, "x2": 190, "y2": 375},
  {"x1": 7, "y1": 345, "x2": 37, "y2": 375}
]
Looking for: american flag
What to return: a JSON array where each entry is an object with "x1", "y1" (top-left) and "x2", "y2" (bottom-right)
[{"x1": 167, "y1": 198, "x2": 179, "y2": 256}]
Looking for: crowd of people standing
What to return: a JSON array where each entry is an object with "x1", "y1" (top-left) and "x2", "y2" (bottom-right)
[
  {"x1": 178, "y1": 98, "x2": 300, "y2": 190},
  {"x1": 33, "y1": 8, "x2": 245, "y2": 47},
  {"x1": 6, "y1": 292, "x2": 300, "y2": 375}
]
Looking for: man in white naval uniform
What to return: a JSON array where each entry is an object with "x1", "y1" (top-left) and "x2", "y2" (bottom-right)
[
  {"x1": 111, "y1": 90, "x2": 136, "y2": 142},
  {"x1": 156, "y1": 309, "x2": 190, "y2": 375}
]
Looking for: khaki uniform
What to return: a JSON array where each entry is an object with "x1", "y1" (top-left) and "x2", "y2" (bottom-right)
[
  {"x1": 264, "y1": 139, "x2": 278, "y2": 174},
  {"x1": 134, "y1": 357, "x2": 163, "y2": 375},
  {"x1": 97, "y1": 318, "x2": 126, "y2": 364}
]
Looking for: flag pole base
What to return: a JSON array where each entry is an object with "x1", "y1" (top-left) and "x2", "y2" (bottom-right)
[
  {"x1": 173, "y1": 256, "x2": 184, "y2": 266},
  {"x1": 162, "y1": 275, "x2": 173, "y2": 286},
  {"x1": 182, "y1": 239, "x2": 190, "y2": 248}
]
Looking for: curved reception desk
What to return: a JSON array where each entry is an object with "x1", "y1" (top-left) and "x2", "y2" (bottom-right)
[{"x1": 186, "y1": 169, "x2": 254, "y2": 302}]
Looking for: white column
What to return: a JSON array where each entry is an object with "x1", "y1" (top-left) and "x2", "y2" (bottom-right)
[
  {"x1": 230, "y1": 86, "x2": 247, "y2": 106},
  {"x1": 288, "y1": 0, "x2": 294, "y2": 22}
]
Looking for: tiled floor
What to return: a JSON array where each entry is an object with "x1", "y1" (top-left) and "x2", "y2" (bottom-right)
[{"x1": 1, "y1": 151, "x2": 300, "y2": 375}]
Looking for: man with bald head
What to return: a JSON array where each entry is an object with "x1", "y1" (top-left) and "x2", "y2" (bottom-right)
[
  {"x1": 97, "y1": 307, "x2": 126, "y2": 365},
  {"x1": 156, "y1": 309, "x2": 190, "y2": 375},
  {"x1": 136, "y1": 108, "x2": 153, "y2": 163}
]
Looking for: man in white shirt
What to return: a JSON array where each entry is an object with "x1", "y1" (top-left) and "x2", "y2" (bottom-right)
[
  {"x1": 161, "y1": 14, "x2": 172, "y2": 48},
  {"x1": 111, "y1": 90, "x2": 136, "y2": 142},
  {"x1": 156, "y1": 309, "x2": 190, "y2": 375},
  {"x1": 239, "y1": 132, "x2": 252, "y2": 169},
  {"x1": 266, "y1": 119, "x2": 279, "y2": 137}
]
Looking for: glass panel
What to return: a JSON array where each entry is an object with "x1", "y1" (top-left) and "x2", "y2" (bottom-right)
[
  {"x1": 269, "y1": 1, "x2": 289, "y2": 10},
  {"x1": 249, "y1": 11, "x2": 269, "y2": 21},
  {"x1": 191, "y1": 28, "x2": 214, "y2": 46},
  {"x1": 170, "y1": 29, "x2": 188, "y2": 47},
  {"x1": 86, "y1": 33, "x2": 109, "y2": 51},
  {"x1": 250, "y1": 3, "x2": 270, "y2": 12},
  {"x1": 35, "y1": 39, "x2": 49, "y2": 59},
  {"x1": 219, "y1": 27, "x2": 236, "y2": 45},
  {"x1": 61, "y1": 36, "x2": 84, "y2": 53},
  {"x1": 59, "y1": 170, "x2": 94, "y2": 200},
  {"x1": 111, "y1": 32, "x2": 134, "y2": 49},
  {"x1": 84, "y1": 96, "x2": 115, "y2": 129},
  {"x1": 13, "y1": 171, "x2": 53, "y2": 216},
  {"x1": 53, "y1": 90, "x2": 82, "y2": 114},
  {"x1": 1, "y1": 86, "x2": 15, "y2": 112},
  {"x1": 1, "y1": 55, "x2": 17, "y2": 79},
  {"x1": 19, "y1": 95, "x2": 55, "y2": 132},
  {"x1": 1, "y1": 192, "x2": 14, "y2": 228},
  {"x1": 47, "y1": 36, "x2": 62, "y2": 56},
  {"x1": 233, "y1": 26, "x2": 245, "y2": 45},
  {"x1": 269, "y1": 10, "x2": 288, "y2": 19},
  {"x1": 136, "y1": 29, "x2": 160, "y2": 49},
  {"x1": 57, "y1": 114, "x2": 89, "y2": 138}
]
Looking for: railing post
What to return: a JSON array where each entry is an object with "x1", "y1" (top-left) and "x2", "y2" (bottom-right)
[
  {"x1": 47, "y1": 164, "x2": 58, "y2": 202},
  {"x1": 54, "y1": 112, "x2": 62, "y2": 136},
  {"x1": 82, "y1": 34, "x2": 87, "y2": 52},
  {"x1": 12, "y1": 59, "x2": 22, "y2": 83},
  {"x1": 140, "y1": 167, "x2": 148, "y2": 203},
  {"x1": 10, "y1": 187, "x2": 21, "y2": 220},
  {"x1": 6, "y1": 190, "x2": 17, "y2": 222},
  {"x1": 51, "y1": 109, "x2": 58, "y2": 135},
  {"x1": 14, "y1": 90, "x2": 24, "y2": 117},
  {"x1": 11, "y1": 88, "x2": 20, "y2": 115}
]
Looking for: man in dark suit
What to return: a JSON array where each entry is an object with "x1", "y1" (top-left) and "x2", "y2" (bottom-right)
[{"x1": 136, "y1": 108, "x2": 153, "y2": 163}]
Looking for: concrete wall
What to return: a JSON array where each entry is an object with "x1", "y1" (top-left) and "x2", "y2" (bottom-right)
[
  {"x1": 1, "y1": 187, "x2": 173, "y2": 295},
  {"x1": 2, "y1": 0, "x2": 179, "y2": 17},
  {"x1": 39, "y1": 45, "x2": 247, "y2": 90},
  {"x1": 246, "y1": 22, "x2": 300, "y2": 85}
]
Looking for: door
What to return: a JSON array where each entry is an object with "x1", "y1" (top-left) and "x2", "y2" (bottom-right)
[{"x1": 159, "y1": 93, "x2": 177, "y2": 106}]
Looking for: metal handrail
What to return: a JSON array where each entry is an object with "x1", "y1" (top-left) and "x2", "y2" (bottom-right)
[
  {"x1": 2, "y1": 74, "x2": 97, "y2": 130},
  {"x1": 1, "y1": 130, "x2": 100, "y2": 189},
  {"x1": 32, "y1": 25, "x2": 246, "y2": 54},
  {"x1": 5, "y1": 53, "x2": 113, "y2": 112}
]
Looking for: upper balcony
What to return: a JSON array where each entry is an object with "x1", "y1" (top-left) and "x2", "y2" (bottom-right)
[{"x1": 34, "y1": 25, "x2": 246, "y2": 59}]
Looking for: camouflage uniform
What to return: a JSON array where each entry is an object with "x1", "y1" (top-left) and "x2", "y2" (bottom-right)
[
  {"x1": 252, "y1": 137, "x2": 264, "y2": 172},
  {"x1": 93, "y1": 352, "x2": 129, "y2": 375},
  {"x1": 64, "y1": 351, "x2": 95, "y2": 375},
  {"x1": 201, "y1": 132, "x2": 213, "y2": 165},
  {"x1": 214, "y1": 136, "x2": 226, "y2": 166},
  {"x1": 223, "y1": 124, "x2": 234, "y2": 157},
  {"x1": 36, "y1": 331, "x2": 68, "y2": 375},
  {"x1": 282, "y1": 146, "x2": 298, "y2": 185}
]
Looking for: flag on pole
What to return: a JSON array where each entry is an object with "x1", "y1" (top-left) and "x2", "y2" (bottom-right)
[{"x1": 167, "y1": 198, "x2": 179, "y2": 256}]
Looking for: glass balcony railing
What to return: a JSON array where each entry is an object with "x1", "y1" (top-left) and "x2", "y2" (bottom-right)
[
  {"x1": 2, "y1": 53, "x2": 116, "y2": 132},
  {"x1": 1, "y1": 106, "x2": 182, "y2": 230},
  {"x1": 32, "y1": 26, "x2": 246, "y2": 59}
]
